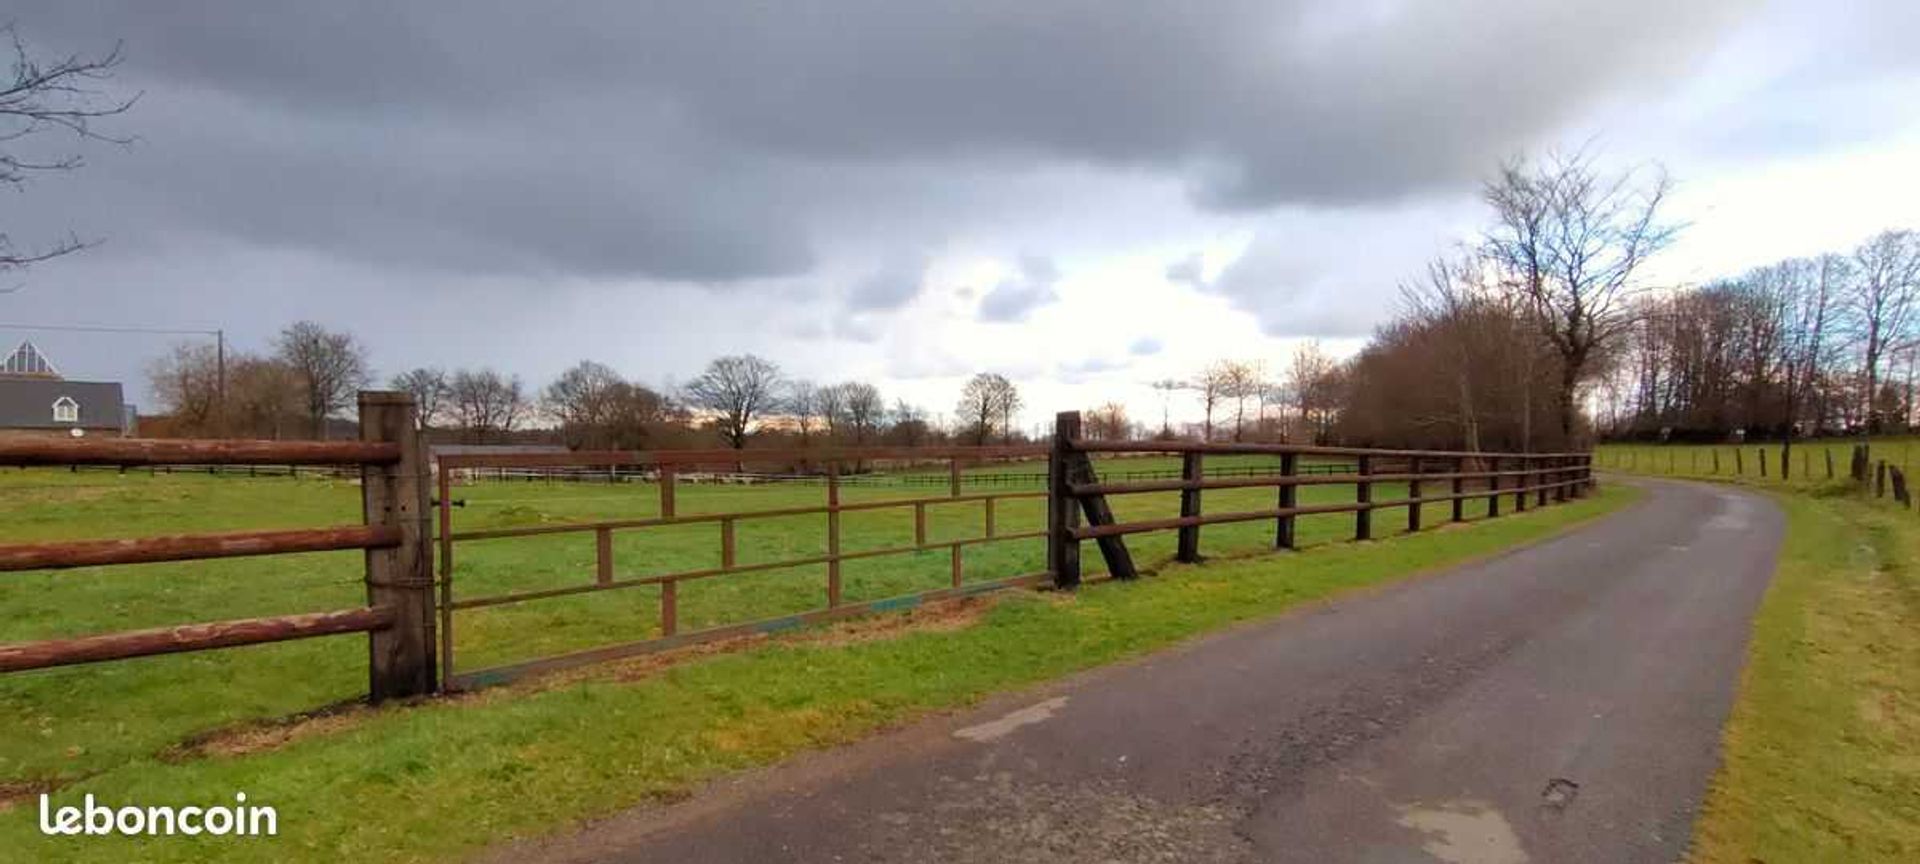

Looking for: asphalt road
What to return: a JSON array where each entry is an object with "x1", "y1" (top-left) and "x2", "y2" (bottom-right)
[{"x1": 501, "y1": 479, "x2": 1782, "y2": 864}]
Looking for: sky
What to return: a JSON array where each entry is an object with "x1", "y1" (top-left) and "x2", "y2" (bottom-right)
[{"x1": 3, "y1": 1, "x2": 1917, "y2": 435}]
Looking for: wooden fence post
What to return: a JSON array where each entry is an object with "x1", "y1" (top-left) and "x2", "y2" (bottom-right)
[
  {"x1": 1537, "y1": 457, "x2": 1550, "y2": 507},
  {"x1": 1048, "y1": 413, "x2": 1082, "y2": 589},
  {"x1": 658, "y1": 465, "x2": 677, "y2": 519},
  {"x1": 1514, "y1": 456, "x2": 1529, "y2": 512},
  {"x1": 359, "y1": 392, "x2": 436, "y2": 701},
  {"x1": 1355, "y1": 455, "x2": 1373, "y2": 540},
  {"x1": 1759, "y1": 448, "x2": 1768, "y2": 478},
  {"x1": 826, "y1": 462, "x2": 842, "y2": 607},
  {"x1": 1488, "y1": 456, "x2": 1502, "y2": 518},
  {"x1": 1876, "y1": 460, "x2": 1887, "y2": 498},
  {"x1": 1825, "y1": 449, "x2": 1834, "y2": 479},
  {"x1": 1177, "y1": 452, "x2": 1203, "y2": 563},
  {"x1": 1407, "y1": 457, "x2": 1422, "y2": 533},
  {"x1": 1450, "y1": 456, "x2": 1465, "y2": 522},
  {"x1": 1276, "y1": 452, "x2": 1298, "y2": 549},
  {"x1": 1713, "y1": 449, "x2": 1721, "y2": 474},
  {"x1": 1735, "y1": 448, "x2": 1744, "y2": 475}
]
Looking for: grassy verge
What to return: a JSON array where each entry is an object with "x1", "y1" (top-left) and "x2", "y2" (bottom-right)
[
  {"x1": 1691, "y1": 487, "x2": 1920, "y2": 862},
  {"x1": 3, "y1": 483, "x2": 1632, "y2": 862}
]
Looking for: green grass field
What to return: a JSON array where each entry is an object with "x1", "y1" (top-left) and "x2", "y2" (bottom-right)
[
  {"x1": 1690, "y1": 484, "x2": 1920, "y2": 862},
  {"x1": 0, "y1": 458, "x2": 1629, "y2": 863}
]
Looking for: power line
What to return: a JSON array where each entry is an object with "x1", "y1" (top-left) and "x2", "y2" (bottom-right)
[{"x1": 0, "y1": 321, "x2": 218, "y2": 336}]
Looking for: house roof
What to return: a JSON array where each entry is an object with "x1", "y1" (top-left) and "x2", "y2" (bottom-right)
[
  {"x1": 1, "y1": 341, "x2": 60, "y2": 378},
  {"x1": 0, "y1": 378, "x2": 126, "y2": 429}
]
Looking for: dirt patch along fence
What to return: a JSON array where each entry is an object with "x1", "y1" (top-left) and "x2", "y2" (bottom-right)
[
  {"x1": 1046, "y1": 411, "x2": 1597, "y2": 588},
  {"x1": 0, "y1": 392, "x2": 437, "y2": 703}
]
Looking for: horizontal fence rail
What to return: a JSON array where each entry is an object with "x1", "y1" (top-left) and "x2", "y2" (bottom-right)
[
  {"x1": 0, "y1": 392, "x2": 436, "y2": 702},
  {"x1": 0, "y1": 437, "x2": 401, "y2": 467},
  {"x1": 0, "y1": 525, "x2": 399, "y2": 572},
  {"x1": 0, "y1": 606, "x2": 395, "y2": 673}
]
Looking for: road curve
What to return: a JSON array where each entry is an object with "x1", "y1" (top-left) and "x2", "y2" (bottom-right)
[{"x1": 501, "y1": 479, "x2": 1783, "y2": 864}]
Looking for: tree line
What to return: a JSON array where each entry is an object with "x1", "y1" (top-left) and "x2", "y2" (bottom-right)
[
  {"x1": 147, "y1": 327, "x2": 1025, "y2": 451},
  {"x1": 1219, "y1": 151, "x2": 1916, "y2": 460}
]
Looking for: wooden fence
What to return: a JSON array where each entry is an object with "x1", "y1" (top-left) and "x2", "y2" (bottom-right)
[
  {"x1": 1046, "y1": 411, "x2": 1597, "y2": 587},
  {"x1": 0, "y1": 392, "x2": 437, "y2": 702},
  {"x1": 434, "y1": 444, "x2": 1051, "y2": 688},
  {"x1": 0, "y1": 399, "x2": 1595, "y2": 699}
]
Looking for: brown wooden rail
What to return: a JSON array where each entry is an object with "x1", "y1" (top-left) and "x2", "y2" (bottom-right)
[
  {"x1": 0, "y1": 606, "x2": 394, "y2": 673},
  {"x1": 0, "y1": 525, "x2": 399, "y2": 572},
  {"x1": 0, "y1": 437, "x2": 402, "y2": 466}
]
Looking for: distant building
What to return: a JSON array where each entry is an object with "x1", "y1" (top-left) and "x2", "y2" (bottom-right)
[{"x1": 0, "y1": 341, "x2": 134, "y2": 439}]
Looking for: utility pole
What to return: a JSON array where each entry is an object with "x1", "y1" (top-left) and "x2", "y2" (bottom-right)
[{"x1": 216, "y1": 329, "x2": 227, "y2": 437}]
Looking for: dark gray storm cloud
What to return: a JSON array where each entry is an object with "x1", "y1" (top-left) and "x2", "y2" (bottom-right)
[{"x1": 14, "y1": 0, "x2": 1758, "y2": 288}]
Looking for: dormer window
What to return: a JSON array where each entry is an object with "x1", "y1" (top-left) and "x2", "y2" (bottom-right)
[{"x1": 52, "y1": 396, "x2": 78, "y2": 424}]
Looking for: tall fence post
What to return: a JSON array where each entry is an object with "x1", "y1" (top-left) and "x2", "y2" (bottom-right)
[
  {"x1": 1487, "y1": 456, "x2": 1502, "y2": 518},
  {"x1": 359, "y1": 391, "x2": 436, "y2": 701},
  {"x1": 1354, "y1": 455, "x2": 1373, "y2": 540},
  {"x1": 1514, "y1": 456, "x2": 1529, "y2": 512},
  {"x1": 1276, "y1": 452, "x2": 1298, "y2": 549},
  {"x1": 1825, "y1": 449, "x2": 1834, "y2": 480},
  {"x1": 1735, "y1": 448, "x2": 1745, "y2": 476},
  {"x1": 1759, "y1": 448, "x2": 1768, "y2": 478},
  {"x1": 1177, "y1": 452, "x2": 1204, "y2": 563},
  {"x1": 1450, "y1": 456, "x2": 1466, "y2": 522},
  {"x1": 1407, "y1": 456, "x2": 1422, "y2": 533},
  {"x1": 1048, "y1": 413, "x2": 1082, "y2": 589},
  {"x1": 826, "y1": 461, "x2": 842, "y2": 607}
]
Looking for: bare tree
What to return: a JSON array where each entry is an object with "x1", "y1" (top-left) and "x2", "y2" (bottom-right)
[
  {"x1": 683, "y1": 354, "x2": 783, "y2": 449},
  {"x1": 227, "y1": 355, "x2": 302, "y2": 440},
  {"x1": 887, "y1": 399, "x2": 930, "y2": 447},
  {"x1": 786, "y1": 380, "x2": 821, "y2": 446},
  {"x1": 839, "y1": 381, "x2": 885, "y2": 446},
  {"x1": 1482, "y1": 149, "x2": 1678, "y2": 442},
  {"x1": 449, "y1": 368, "x2": 527, "y2": 443},
  {"x1": 1846, "y1": 229, "x2": 1920, "y2": 434},
  {"x1": 1085, "y1": 402, "x2": 1131, "y2": 440},
  {"x1": 146, "y1": 342, "x2": 221, "y2": 434},
  {"x1": 1190, "y1": 363, "x2": 1231, "y2": 441},
  {"x1": 1217, "y1": 360, "x2": 1263, "y2": 442},
  {"x1": 956, "y1": 372, "x2": 1018, "y2": 445},
  {"x1": 1, "y1": 25, "x2": 137, "y2": 274},
  {"x1": 1287, "y1": 342, "x2": 1338, "y2": 442},
  {"x1": 818, "y1": 382, "x2": 848, "y2": 441},
  {"x1": 273, "y1": 321, "x2": 370, "y2": 439},
  {"x1": 390, "y1": 367, "x2": 449, "y2": 430},
  {"x1": 542, "y1": 360, "x2": 627, "y2": 449}
]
